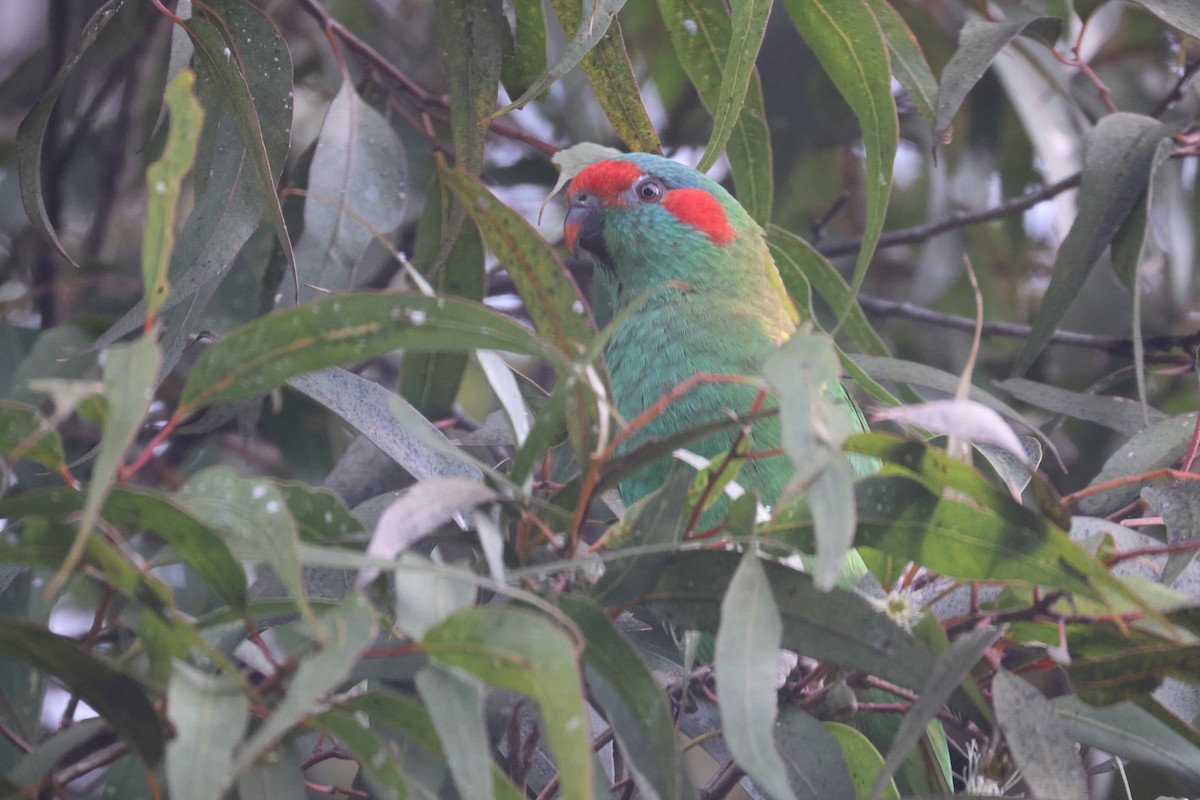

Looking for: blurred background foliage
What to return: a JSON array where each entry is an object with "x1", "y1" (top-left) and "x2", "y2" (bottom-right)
[{"x1": 1, "y1": 0, "x2": 1200, "y2": 798}]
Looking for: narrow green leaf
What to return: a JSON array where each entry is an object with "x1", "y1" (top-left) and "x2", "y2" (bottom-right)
[
  {"x1": 715, "y1": 552, "x2": 794, "y2": 800},
  {"x1": 288, "y1": 78, "x2": 406, "y2": 305},
  {"x1": 993, "y1": 670, "x2": 1088, "y2": 800},
  {"x1": 656, "y1": 0, "x2": 773, "y2": 223},
  {"x1": 436, "y1": 0, "x2": 503, "y2": 173},
  {"x1": 1142, "y1": 481, "x2": 1200, "y2": 585},
  {"x1": 289, "y1": 367, "x2": 484, "y2": 483},
  {"x1": 863, "y1": 0, "x2": 938, "y2": 126},
  {"x1": 7, "y1": 719, "x2": 108, "y2": 792},
  {"x1": 1013, "y1": 114, "x2": 1174, "y2": 376},
  {"x1": 416, "y1": 664, "x2": 493, "y2": 800},
  {"x1": 775, "y1": 708, "x2": 856, "y2": 800},
  {"x1": 307, "y1": 708, "x2": 410, "y2": 799},
  {"x1": 697, "y1": 0, "x2": 771, "y2": 171},
  {"x1": 143, "y1": 69, "x2": 205, "y2": 324},
  {"x1": 166, "y1": 663, "x2": 249, "y2": 800},
  {"x1": 1053, "y1": 695, "x2": 1200, "y2": 786},
  {"x1": 233, "y1": 592, "x2": 377, "y2": 774},
  {"x1": 776, "y1": 473, "x2": 1149, "y2": 612},
  {"x1": 178, "y1": 468, "x2": 317, "y2": 632},
  {"x1": 178, "y1": 292, "x2": 568, "y2": 414},
  {"x1": 0, "y1": 618, "x2": 162, "y2": 764},
  {"x1": 644, "y1": 551, "x2": 937, "y2": 692},
  {"x1": 333, "y1": 689, "x2": 526, "y2": 800},
  {"x1": 865, "y1": 627, "x2": 997, "y2": 800},
  {"x1": 559, "y1": 596, "x2": 680, "y2": 800},
  {"x1": 0, "y1": 486, "x2": 246, "y2": 612},
  {"x1": 934, "y1": 14, "x2": 1062, "y2": 142},
  {"x1": 0, "y1": 401, "x2": 67, "y2": 473},
  {"x1": 423, "y1": 607, "x2": 593, "y2": 800},
  {"x1": 996, "y1": 377, "x2": 1166, "y2": 434},
  {"x1": 779, "y1": 0, "x2": 896, "y2": 327},
  {"x1": 767, "y1": 227, "x2": 889, "y2": 358},
  {"x1": 184, "y1": 0, "x2": 295, "y2": 298},
  {"x1": 500, "y1": 0, "x2": 548, "y2": 100},
  {"x1": 824, "y1": 723, "x2": 899, "y2": 800},
  {"x1": 390, "y1": 553, "x2": 478, "y2": 640},
  {"x1": 493, "y1": 0, "x2": 628, "y2": 116},
  {"x1": 592, "y1": 467, "x2": 691, "y2": 606},
  {"x1": 49, "y1": 333, "x2": 160, "y2": 598},
  {"x1": 401, "y1": 173, "x2": 485, "y2": 418},
  {"x1": 441, "y1": 166, "x2": 598, "y2": 463},
  {"x1": 1079, "y1": 412, "x2": 1198, "y2": 515},
  {"x1": 548, "y1": 0, "x2": 661, "y2": 153},
  {"x1": 17, "y1": 0, "x2": 131, "y2": 267},
  {"x1": 440, "y1": 167, "x2": 591, "y2": 354}
]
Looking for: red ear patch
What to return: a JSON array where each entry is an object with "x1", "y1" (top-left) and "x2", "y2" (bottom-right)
[
  {"x1": 661, "y1": 188, "x2": 735, "y2": 246},
  {"x1": 568, "y1": 160, "x2": 642, "y2": 203}
]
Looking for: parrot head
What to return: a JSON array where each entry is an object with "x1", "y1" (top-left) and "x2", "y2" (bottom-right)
[{"x1": 564, "y1": 153, "x2": 759, "y2": 294}]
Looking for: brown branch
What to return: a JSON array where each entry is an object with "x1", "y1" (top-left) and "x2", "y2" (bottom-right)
[
  {"x1": 816, "y1": 174, "x2": 1082, "y2": 258},
  {"x1": 856, "y1": 294, "x2": 1200, "y2": 359},
  {"x1": 700, "y1": 758, "x2": 747, "y2": 800}
]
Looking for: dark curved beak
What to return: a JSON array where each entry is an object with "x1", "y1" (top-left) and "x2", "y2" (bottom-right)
[{"x1": 564, "y1": 190, "x2": 611, "y2": 268}]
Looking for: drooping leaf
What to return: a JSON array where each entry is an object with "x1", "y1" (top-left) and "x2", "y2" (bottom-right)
[
  {"x1": 436, "y1": 0, "x2": 503, "y2": 173},
  {"x1": 1012, "y1": 114, "x2": 1174, "y2": 376},
  {"x1": 779, "y1": 0, "x2": 897, "y2": 326},
  {"x1": 288, "y1": 367, "x2": 484, "y2": 483},
  {"x1": 422, "y1": 607, "x2": 593, "y2": 800},
  {"x1": 934, "y1": 14, "x2": 1063, "y2": 143},
  {"x1": 0, "y1": 486, "x2": 246, "y2": 612},
  {"x1": 993, "y1": 670, "x2": 1088, "y2": 800},
  {"x1": 0, "y1": 618, "x2": 162, "y2": 765},
  {"x1": 697, "y1": 0, "x2": 771, "y2": 172},
  {"x1": 287, "y1": 77, "x2": 406, "y2": 305},
  {"x1": 178, "y1": 292, "x2": 569, "y2": 415},
  {"x1": 49, "y1": 333, "x2": 160, "y2": 597},
  {"x1": 357, "y1": 478, "x2": 497, "y2": 587},
  {"x1": 494, "y1": 0, "x2": 628, "y2": 115},
  {"x1": 863, "y1": 0, "x2": 938, "y2": 126},
  {"x1": 0, "y1": 401, "x2": 68, "y2": 474},
  {"x1": 996, "y1": 377, "x2": 1166, "y2": 434},
  {"x1": 1052, "y1": 695, "x2": 1200, "y2": 787},
  {"x1": 655, "y1": 0, "x2": 773, "y2": 223},
  {"x1": 232, "y1": 592, "x2": 377, "y2": 773},
  {"x1": 644, "y1": 550, "x2": 938, "y2": 692},
  {"x1": 142, "y1": 68, "x2": 205, "y2": 325},
  {"x1": 17, "y1": 0, "x2": 132, "y2": 266},
  {"x1": 1131, "y1": 0, "x2": 1200, "y2": 39},
  {"x1": 165, "y1": 662, "x2": 249, "y2": 800},
  {"x1": 714, "y1": 552, "x2": 794, "y2": 800},
  {"x1": 559, "y1": 596, "x2": 681, "y2": 800},
  {"x1": 178, "y1": 468, "x2": 317, "y2": 631},
  {"x1": 1079, "y1": 412, "x2": 1197, "y2": 515},
  {"x1": 548, "y1": 0, "x2": 661, "y2": 153},
  {"x1": 415, "y1": 664, "x2": 493, "y2": 800},
  {"x1": 183, "y1": 0, "x2": 296, "y2": 299}
]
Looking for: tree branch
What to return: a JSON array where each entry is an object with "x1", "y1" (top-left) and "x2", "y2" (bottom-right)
[
  {"x1": 816, "y1": 173, "x2": 1081, "y2": 258},
  {"x1": 857, "y1": 294, "x2": 1200, "y2": 359}
]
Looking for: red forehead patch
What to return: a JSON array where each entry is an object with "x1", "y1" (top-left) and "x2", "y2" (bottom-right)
[
  {"x1": 662, "y1": 188, "x2": 735, "y2": 246},
  {"x1": 568, "y1": 160, "x2": 642, "y2": 203}
]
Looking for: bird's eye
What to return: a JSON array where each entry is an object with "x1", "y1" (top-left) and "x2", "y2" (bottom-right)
[{"x1": 634, "y1": 177, "x2": 664, "y2": 202}]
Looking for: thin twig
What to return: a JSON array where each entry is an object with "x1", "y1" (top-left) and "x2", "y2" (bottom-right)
[
  {"x1": 856, "y1": 294, "x2": 1200, "y2": 359},
  {"x1": 815, "y1": 174, "x2": 1081, "y2": 258}
]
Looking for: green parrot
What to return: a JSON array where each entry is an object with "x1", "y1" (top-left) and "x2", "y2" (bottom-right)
[{"x1": 564, "y1": 152, "x2": 951, "y2": 795}]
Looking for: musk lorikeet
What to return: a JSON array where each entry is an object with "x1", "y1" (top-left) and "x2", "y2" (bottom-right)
[{"x1": 564, "y1": 152, "x2": 952, "y2": 794}]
